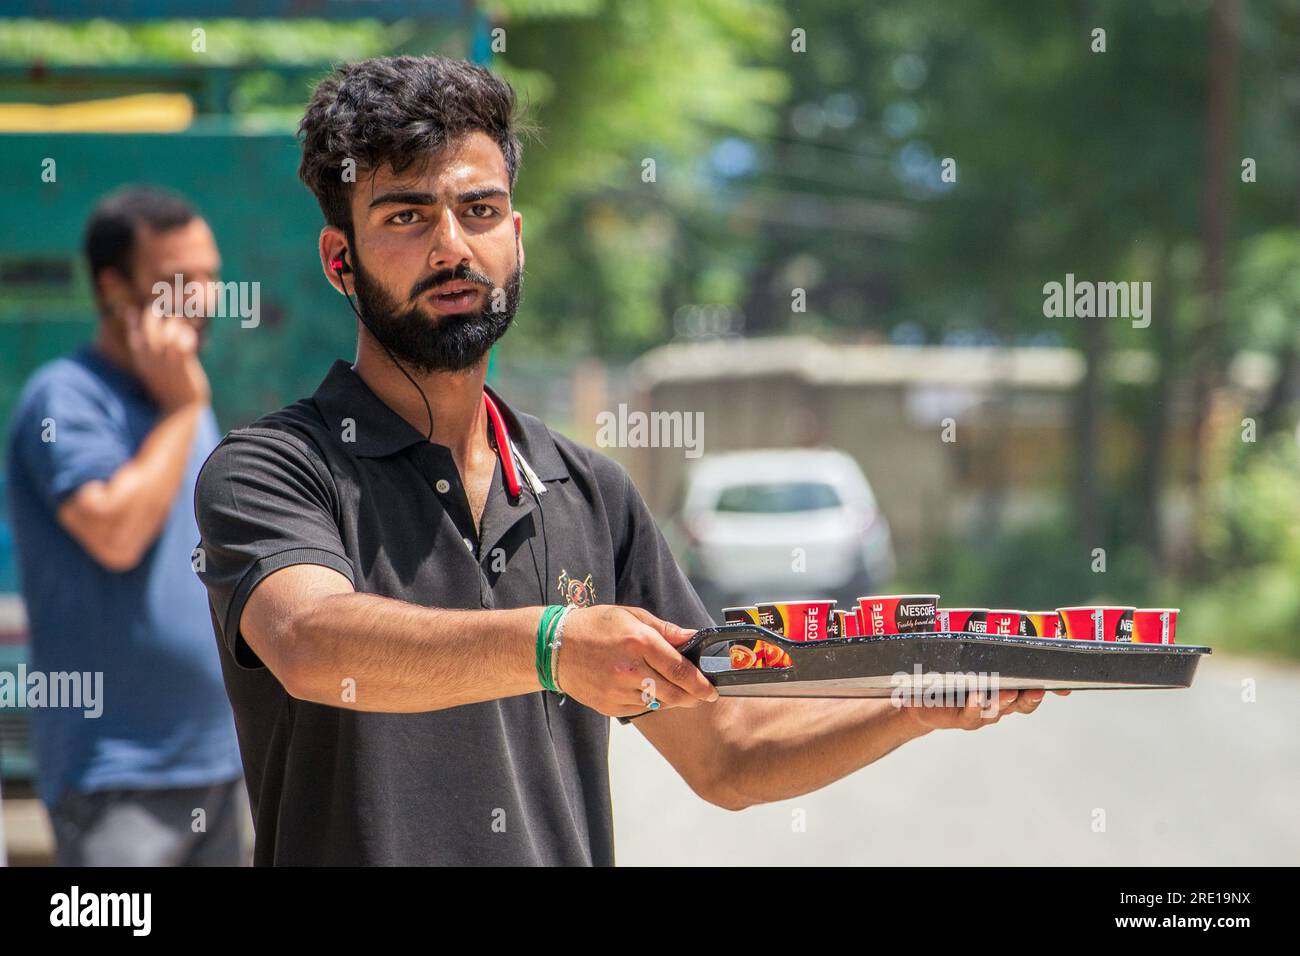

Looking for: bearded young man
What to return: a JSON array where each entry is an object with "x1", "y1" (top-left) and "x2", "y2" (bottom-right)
[{"x1": 194, "y1": 55, "x2": 1061, "y2": 866}]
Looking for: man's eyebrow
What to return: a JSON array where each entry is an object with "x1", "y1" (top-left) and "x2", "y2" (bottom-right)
[
  {"x1": 368, "y1": 191, "x2": 435, "y2": 209},
  {"x1": 458, "y1": 187, "x2": 509, "y2": 204},
  {"x1": 367, "y1": 186, "x2": 509, "y2": 209}
]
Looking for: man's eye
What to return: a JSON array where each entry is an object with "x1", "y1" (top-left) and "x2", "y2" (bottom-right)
[
  {"x1": 389, "y1": 210, "x2": 422, "y2": 225},
  {"x1": 467, "y1": 204, "x2": 498, "y2": 218}
]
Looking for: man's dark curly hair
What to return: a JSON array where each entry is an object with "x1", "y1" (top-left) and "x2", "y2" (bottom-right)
[{"x1": 297, "y1": 55, "x2": 526, "y2": 234}]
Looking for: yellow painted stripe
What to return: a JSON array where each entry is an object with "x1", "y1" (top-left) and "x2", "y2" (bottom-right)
[{"x1": 0, "y1": 94, "x2": 193, "y2": 132}]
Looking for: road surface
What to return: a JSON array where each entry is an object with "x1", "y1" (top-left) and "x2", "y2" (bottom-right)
[{"x1": 609, "y1": 652, "x2": 1300, "y2": 865}]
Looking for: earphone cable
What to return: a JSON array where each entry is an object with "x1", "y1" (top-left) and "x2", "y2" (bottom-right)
[{"x1": 334, "y1": 262, "x2": 434, "y2": 442}]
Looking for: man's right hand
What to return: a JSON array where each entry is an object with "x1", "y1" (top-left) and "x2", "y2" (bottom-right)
[
  {"x1": 555, "y1": 604, "x2": 719, "y2": 718},
  {"x1": 125, "y1": 304, "x2": 211, "y2": 410}
]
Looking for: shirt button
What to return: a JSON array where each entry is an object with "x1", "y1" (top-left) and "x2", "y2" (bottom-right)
[{"x1": 435, "y1": 478, "x2": 451, "y2": 493}]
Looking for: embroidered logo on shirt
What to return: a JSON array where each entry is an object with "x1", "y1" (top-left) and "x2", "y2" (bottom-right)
[{"x1": 556, "y1": 569, "x2": 596, "y2": 608}]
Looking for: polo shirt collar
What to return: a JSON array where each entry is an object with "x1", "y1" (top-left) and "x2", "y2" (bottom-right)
[{"x1": 311, "y1": 359, "x2": 569, "y2": 481}]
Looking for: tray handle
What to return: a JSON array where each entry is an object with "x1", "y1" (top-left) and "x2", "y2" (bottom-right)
[{"x1": 614, "y1": 624, "x2": 778, "y2": 724}]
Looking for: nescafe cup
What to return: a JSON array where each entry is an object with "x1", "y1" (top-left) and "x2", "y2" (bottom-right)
[
  {"x1": 856, "y1": 594, "x2": 939, "y2": 635},
  {"x1": 722, "y1": 606, "x2": 760, "y2": 626},
  {"x1": 757, "y1": 600, "x2": 835, "y2": 641},
  {"x1": 936, "y1": 608, "x2": 988, "y2": 633},
  {"x1": 1058, "y1": 606, "x2": 1136, "y2": 642},
  {"x1": 1132, "y1": 608, "x2": 1179, "y2": 645},
  {"x1": 985, "y1": 609, "x2": 1031, "y2": 636},
  {"x1": 828, "y1": 609, "x2": 849, "y2": 640},
  {"x1": 1026, "y1": 610, "x2": 1064, "y2": 638}
]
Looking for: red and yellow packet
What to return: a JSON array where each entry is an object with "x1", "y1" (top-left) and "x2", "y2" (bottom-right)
[{"x1": 729, "y1": 639, "x2": 792, "y2": 670}]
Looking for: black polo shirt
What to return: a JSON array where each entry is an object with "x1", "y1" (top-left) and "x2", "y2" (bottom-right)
[{"x1": 193, "y1": 359, "x2": 714, "y2": 865}]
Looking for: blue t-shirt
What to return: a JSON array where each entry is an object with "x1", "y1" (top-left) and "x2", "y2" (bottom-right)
[{"x1": 5, "y1": 346, "x2": 241, "y2": 808}]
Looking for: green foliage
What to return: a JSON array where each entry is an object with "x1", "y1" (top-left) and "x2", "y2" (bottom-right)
[
  {"x1": 1181, "y1": 563, "x2": 1300, "y2": 660},
  {"x1": 1225, "y1": 229, "x2": 1300, "y2": 354},
  {"x1": 1205, "y1": 436, "x2": 1300, "y2": 568},
  {"x1": 1183, "y1": 435, "x2": 1300, "y2": 660},
  {"x1": 898, "y1": 504, "x2": 1153, "y2": 613},
  {"x1": 492, "y1": 0, "x2": 788, "y2": 359},
  {"x1": 1185, "y1": 439, "x2": 1300, "y2": 658},
  {"x1": 0, "y1": 18, "x2": 393, "y2": 64}
]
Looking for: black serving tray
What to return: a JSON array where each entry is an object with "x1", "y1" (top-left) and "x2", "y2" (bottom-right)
[{"x1": 689, "y1": 623, "x2": 1209, "y2": 697}]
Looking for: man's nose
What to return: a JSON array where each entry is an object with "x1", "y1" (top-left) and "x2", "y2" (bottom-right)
[{"x1": 427, "y1": 207, "x2": 474, "y2": 269}]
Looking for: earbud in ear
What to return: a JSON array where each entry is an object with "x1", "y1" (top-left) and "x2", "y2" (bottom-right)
[{"x1": 330, "y1": 249, "x2": 350, "y2": 274}]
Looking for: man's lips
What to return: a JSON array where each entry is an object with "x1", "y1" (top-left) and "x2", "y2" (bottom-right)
[
  {"x1": 429, "y1": 280, "x2": 483, "y2": 296},
  {"x1": 424, "y1": 284, "x2": 484, "y2": 313}
]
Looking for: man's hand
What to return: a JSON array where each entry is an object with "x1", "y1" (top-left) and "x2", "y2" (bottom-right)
[
  {"x1": 899, "y1": 687, "x2": 1071, "y2": 733},
  {"x1": 555, "y1": 604, "x2": 719, "y2": 718},
  {"x1": 55, "y1": 304, "x2": 212, "y2": 571},
  {"x1": 124, "y1": 304, "x2": 211, "y2": 410}
]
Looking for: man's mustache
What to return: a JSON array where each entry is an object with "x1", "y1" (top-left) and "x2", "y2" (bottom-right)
[{"x1": 409, "y1": 266, "x2": 494, "y2": 301}]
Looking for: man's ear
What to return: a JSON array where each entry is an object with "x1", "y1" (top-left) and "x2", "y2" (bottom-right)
[
  {"x1": 95, "y1": 267, "x2": 134, "y2": 321},
  {"x1": 319, "y1": 225, "x2": 350, "y2": 294}
]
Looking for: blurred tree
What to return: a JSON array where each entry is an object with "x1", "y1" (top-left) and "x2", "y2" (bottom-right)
[
  {"x1": 487, "y1": 0, "x2": 787, "y2": 358},
  {"x1": 729, "y1": 0, "x2": 1299, "y2": 577}
]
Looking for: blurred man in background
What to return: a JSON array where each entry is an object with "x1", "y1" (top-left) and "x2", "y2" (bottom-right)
[{"x1": 5, "y1": 186, "x2": 245, "y2": 865}]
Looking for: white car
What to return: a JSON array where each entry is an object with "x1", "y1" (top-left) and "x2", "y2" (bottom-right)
[{"x1": 671, "y1": 448, "x2": 896, "y2": 615}]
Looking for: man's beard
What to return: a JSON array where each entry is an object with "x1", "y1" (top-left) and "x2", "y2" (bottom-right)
[{"x1": 349, "y1": 252, "x2": 521, "y2": 374}]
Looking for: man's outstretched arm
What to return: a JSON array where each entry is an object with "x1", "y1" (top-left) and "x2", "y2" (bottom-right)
[{"x1": 238, "y1": 564, "x2": 719, "y2": 717}]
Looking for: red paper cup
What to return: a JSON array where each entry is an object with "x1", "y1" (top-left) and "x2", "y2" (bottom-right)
[
  {"x1": 856, "y1": 594, "x2": 939, "y2": 635},
  {"x1": 986, "y1": 609, "x2": 1031, "y2": 636},
  {"x1": 843, "y1": 611, "x2": 861, "y2": 637},
  {"x1": 1057, "y1": 606, "x2": 1136, "y2": 642},
  {"x1": 1132, "y1": 608, "x2": 1179, "y2": 645},
  {"x1": 936, "y1": 608, "x2": 988, "y2": 633},
  {"x1": 1026, "y1": 610, "x2": 1064, "y2": 638},
  {"x1": 722, "y1": 606, "x2": 759, "y2": 626},
  {"x1": 757, "y1": 600, "x2": 835, "y2": 641}
]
